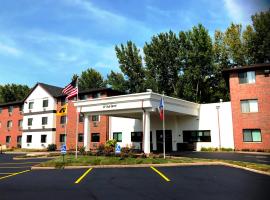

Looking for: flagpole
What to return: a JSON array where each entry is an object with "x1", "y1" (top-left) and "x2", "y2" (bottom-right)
[
  {"x1": 75, "y1": 78, "x2": 79, "y2": 159},
  {"x1": 64, "y1": 98, "x2": 68, "y2": 150},
  {"x1": 162, "y1": 93, "x2": 166, "y2": 159}
]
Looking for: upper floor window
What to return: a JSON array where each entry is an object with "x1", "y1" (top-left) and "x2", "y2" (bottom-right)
[
  {"x1": 243, "y1": 129, "x2": 261, "y2": 142},
  {"x1": 29, "y1": 102, "x2": 34, "y2": 109},
  {"x1": 92, "y1": 115, "x2": 99, "y2": 122},
  {"x1": 42, "y1": 117, "x2": 48, "y2": 125},
  {"x1": 7, "y1": 120, "x2": 12, "y2": 128},
  {"x1": 0, "y1": 107, "x2": 2, "y2": 113},
  {"x1": 80, "y1": 95, "x2": 88, "y2": 100},
  {"x1": 19, "y1": 105, "x2": 23, "y2": 112},
  {"x1": 8, "y1": 106, "x2": 13, "y2": 113},
  {"x1": 43, "y1": 99, "x2": 48, "y2": 108},
  {"x1": 79, "y1": 114, "x2": 84, "y2": 123},
  {"x1": 239, "y1": 71, "x2": 255, "y2": 84},
  {"x1": 60, "y1": 116, "x2": 66, "y2": 124},
  {"x1": 241, "y1": 99, "x2": 258, "y2": 113},
  {"x1": 92, "y1": 93, "x2": 100, "y2": 99},
  {"x1": 28, "y1": 118, "x2": 33, "y2": 126}
]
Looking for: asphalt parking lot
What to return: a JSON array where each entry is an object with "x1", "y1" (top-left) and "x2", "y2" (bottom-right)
[
  {"x1": 173, "y1": 151, "x2": 270, "y2": 164},
  {"x1": 0, "y1": 153, "x2": 269, "y2": 200}
]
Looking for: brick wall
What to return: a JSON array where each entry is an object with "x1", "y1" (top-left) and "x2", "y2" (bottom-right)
[
  {"x1": 230, "y1": 69, "x2": 270, "y2": 150},
  {"x1": 0, "y1": 104, "x2": 23, "y2": 148}
]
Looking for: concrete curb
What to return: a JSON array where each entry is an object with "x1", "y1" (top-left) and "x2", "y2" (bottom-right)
[
  {"x1": 31, "y1": 162, "x2": 270, "y2": 176},
  {"x1": 13, "y1": 157, "x2": 55, "y2": 160}
]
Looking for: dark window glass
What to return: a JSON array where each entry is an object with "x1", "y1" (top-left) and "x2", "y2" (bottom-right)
[
  {"x1": 17, "y1": 136, "x2": 22, "y2": 143},
  {"x1": 79, "y1": 114, "x2": 84, "y2": 123},
  {"x1": 61, "y1": 98, "x2": 66, "y2": 106},
  {"x1": 92, "y1": 93, "x2": 100, "y2": 99},
  {"x1": 60, "y1": 134, "x2": 66, "y2": 143},
  {"x1": 41, "y1": 135, "x2": 47, "y2": 143},
  {"x1": 0, "y1": 107, "x2": 2, "y2": 113},
  {"x1": 91, "y1": 133, "x2": 100, "y2": 142},
  {"x1": 92, "y1": 115, "x2": 99, "y2": 121},
  {"x1": 18, "y1": 120, "x2": 23, "y2": 127},
  {"x1": 29, "y1": 102, "x2": 34, "y2": 109},
  {"x1": 42, "y1": 117, "x2": 48, "y2": 125},
  {"x1": 28, "y1": 118, "x2": 33, "y2": 126},
  {"x1": 43, "y1": 99, "x2": 48, "y2": 107},
  {"x1": 239, "y1": 71, "x2": 255, "y2": 84},
  {"x1": 113, "y1": 132, "x2": 122, "y2": 142},
  {"x1": 131, "y1": 132, "x2": 143, "y2": 142},
  {"x1": 6, "y1": 136, "x2": 11, "y2": 143},
  {"x1": 243, "y1": 129, "x2": 261, "y2": 142},
  {"x1": 8, "y1": 106, "x2": 13, "y2": 113},
  {"x1": 7, "y1": 120, "x2": 12, "y2": 128},
  {"x1": 27, "y1": 135, "x2": 32, "y2": 143},
  {"x1": 19, "y1": 105, "x2": 23, "y2": 112},
  {"x1": 78, "y1": 133, "x2": 84, "y2": 142},
  {"x1": 183, "y1": 130, "x2": 211, "y2": 142},
  {"x1": 60, "y1": 116, "x2": 66, "y2": 124}
]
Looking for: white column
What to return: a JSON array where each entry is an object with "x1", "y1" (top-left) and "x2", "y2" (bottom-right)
[
  {"x1": 143, "y1": 111, "x2": 151, "y2": 154},
  {"x1": 84, "y1": 114, "x2": 90, "y2": 151}
]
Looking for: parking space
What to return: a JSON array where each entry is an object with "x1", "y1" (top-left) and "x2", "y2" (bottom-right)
[{"x1": 0, "y1": 164, "x2": 269, "y2": 200}]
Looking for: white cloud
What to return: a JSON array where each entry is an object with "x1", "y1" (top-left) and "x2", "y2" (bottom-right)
[
  {"x1": 0, "y1": 42, "x2": 22, "y2": 57},
  {"x1": 223, "y1": 0, "x2": 245, "y2": 23}
]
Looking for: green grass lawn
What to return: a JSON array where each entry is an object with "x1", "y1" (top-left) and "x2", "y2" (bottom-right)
[{"x1": 36, "y1": 155, "x2": 270, "y2": 174}]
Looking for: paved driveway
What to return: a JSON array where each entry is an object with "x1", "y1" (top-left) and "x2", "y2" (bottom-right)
[
  {"x1": 171, "y1": 151, "x2": 270, "y2": 164},
  {"x1": 0, "y1": 165, "x2": 269, "y2": 200}
]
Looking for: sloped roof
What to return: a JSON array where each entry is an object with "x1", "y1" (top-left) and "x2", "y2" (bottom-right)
[
  {"x1": 0, "y1": 100, "x2": 23, "y2": 107},
  {"x1": 38, "y1": 83, "x2": 63, "y2": 97}
]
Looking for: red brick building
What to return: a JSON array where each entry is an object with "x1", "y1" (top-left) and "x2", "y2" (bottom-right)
[
  {"x1": 0, "y1": 101, "x2": 23, "y2": 148},
  {"x1": 224, "y1": 63, "x2": 270, "y2": 151}
]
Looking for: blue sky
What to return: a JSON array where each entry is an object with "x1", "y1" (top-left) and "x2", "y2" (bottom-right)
[{"x1": 0, "y1": 0, "x2": 269, "y2": 88}]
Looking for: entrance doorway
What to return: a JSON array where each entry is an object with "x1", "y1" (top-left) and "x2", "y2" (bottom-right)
[{"x1": 156, "y1": 130, "x2": 172, "y2": 152}]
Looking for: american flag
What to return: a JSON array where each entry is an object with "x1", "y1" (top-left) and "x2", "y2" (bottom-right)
[
  {"x1": 62, "y1": 79, "x2": 78, "y2": 99},
  {"x1": 158, "y1": 97, "x2": 164, "y2": 121}
]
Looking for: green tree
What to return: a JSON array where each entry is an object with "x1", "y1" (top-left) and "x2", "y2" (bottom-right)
[
  {"x1": 107, "y1": 71, "x2": 128, "y2": 92},
  {"x1": 78, "y1": 68, "x2": 106, "y2": 90},
  {"x1": 242, "y1": 25, "x2": 255, "y2": 65},
  {"x1": 115, "y1": 41, "x2": 145, "y2": 93},
  {"x1": 179, "y1": 24, "x2": 214, "y2": 103},
  {"x1": 250, "y1": 9, "x2": 270, "y2": 63},
  {"x1": 144, "y1": 31, "x2": 180, "y2": 96},
  {"x1": 0, "y1": 84, "x2": 30, "y2": 103}
]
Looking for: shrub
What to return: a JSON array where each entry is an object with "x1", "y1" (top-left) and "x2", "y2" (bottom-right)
[
  {"x1": 47, "y1": 144, "x2": 57, "y2": 151},
  {"x1": 78, "y1": 146, "x2": 86, "y2": 155},
  {"x1": 121, "y1": 147, "x2": 131, "y2": 154},
  {"x1": 105, "y1": 139, "x2": 117, "y2": 148},
  {"x1": 220, "y1": 147, "x2": 234, "y2": 152},
  {"x1": 103, "y1": 146, "x2": 114, "y2": 156},
  {"x1": 97, "y1": 144, "x2": 105, "y2": 155},
  {"x1": 139, "y1": 153, "x2": 147, "y2": 158}
]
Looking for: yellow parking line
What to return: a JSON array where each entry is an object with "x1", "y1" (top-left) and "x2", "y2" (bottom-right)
[
  {"x1": 150, "y1": 166, "x2": 170, "y2": 182},
  {"x1": 0, "y1": 173, "x2": 14, "y2": 174},
  {"x1": 0, "y1": 170, "x2": 30, "y2": 180},
  {"x1": 75, "y1": 168, "x2": 93, "y2": 184}
]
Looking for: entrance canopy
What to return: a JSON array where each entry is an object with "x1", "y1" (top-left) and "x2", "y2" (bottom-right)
[{"x1": 74, "y1": 91, "x2": 199, "y2": 118}]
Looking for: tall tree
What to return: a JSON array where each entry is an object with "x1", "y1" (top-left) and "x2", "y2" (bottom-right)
[
  {"x1": 107, "y1": 71, "x2": 128, "y2": 92},
  {"x1": 179, "y1": 24, "x2": 214, "y2": 103},
  {"x1": 250, "y1": 9, "x2": 270, "y2": 63},
  {"x1": 144, "y1": 31, "x2": 180, "y2": 96},
  {"x1": 78, "y1": 68, "x2": 106, "y2": 90},
  {"x1": 242, "y1": 25, "x2": 255, "y2": 65},
  {"x1": 0, "y1": 84, "x2": 30, "y2": 103},
  {"x1": 115, "y1": 41, "x2": 145, "y2": 93}
]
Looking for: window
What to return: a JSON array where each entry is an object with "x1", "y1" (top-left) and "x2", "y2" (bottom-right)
[
  {"x1": 183, "y1": 130, "x2": 211, "y2": 142},
  {"x1": 80, "y1": 95, "x2": 87, "y2": 100},
  {"x1": 41, "y1": 135, "x2": 47, "y2": 143},
  {"x1": 19, "y1": 105, "x2": 23, "y2": 112},
  {"x1": 42, "y1": 117, "x2": 48, "y2": 125},
  {"x1": 18, "y1": 120, "x2": 23, "y2": 128},
  {"x1": 8, "y1": 106, "x2": 13, "y2": 113},
  {"x1": 239, "y1": 71, "x2": 255, "y2": 84},
  {"x1": 241, "y1": 99, "x2": 258, "y2": 113},
  {"x1": 6, "y1": 136, "x2": 11, "y2": 143},
  {"x1": 78, "y1": 133, "x2": 84, "y2": 142},
  {"x1": 113, "y1": 132, "x2": 122, "y2": 142},
  {"x1": 17, "y1": 136, "x2": 22, "y2": 143},
  {"x1": 131, "y1": 132, "x2": 143, "y2": 142},
  {"x1": 60, "y1": 116, "x2": 66, "y2": 124},
  {"x1": 243, "y1": 129, "x2": 261, "y2": 142},
  {"x1": 0, "y1": 107, "x2": 2, "y2": 113},
  {"x1": 60, "y1": 134, "x2": 66, "y2": 143},
  {"x1": 92, "y1": 93, "x2": 100, "y2": 99},
  {"x1": 28, "y1": 118, "x2": 33, "y2": 126},
  {"x1": 29, "y1": 102, "x2": 34, "y2": 109},
  {"x1": 7, "y1": 120, "x2": 12, "y2": 128},
  {"x1": 79, "y1": 114, "x2": 84, "y2": 123},
  {"x1": 27, "y1": 135, "x2": 32, "y2": 143},
  {"x1": 43, "y1": 99, "x2": 48, "y2": 108},
  {"x1": 92, "y1": 115, "x2": 99, "y2": 122},
  {"x1": 60, "y1": 98, "x2": 66, "y2": 106},
  {"x1": 91, "y1": 133, "x2": 100, "y2": 142}
]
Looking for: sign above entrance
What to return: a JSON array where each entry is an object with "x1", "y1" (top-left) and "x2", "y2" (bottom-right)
[{"x1": 102, "y1": 104, "x2": 117, "y2": 109}]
